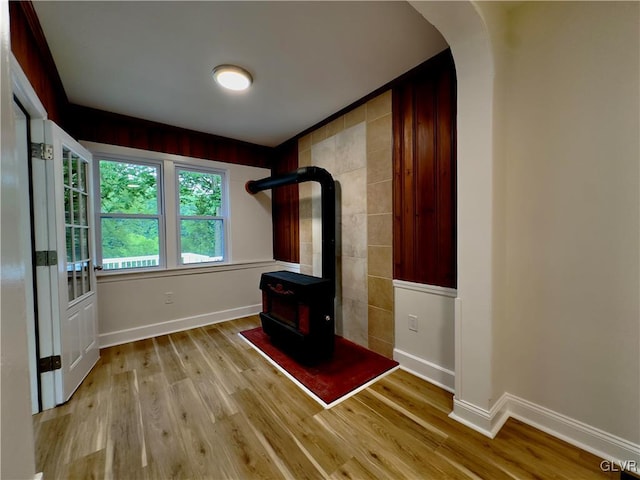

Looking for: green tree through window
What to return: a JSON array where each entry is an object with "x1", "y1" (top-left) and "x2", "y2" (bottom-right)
[
  {"x1": 100, "y1": 161, "x2": 158, "y2": 215},
  {"x1": 99, "y1": 160, "x2": 160, "y2": 265},
  {"x1": 177, "y1": 168, "x2": 224, "y2": 264}
]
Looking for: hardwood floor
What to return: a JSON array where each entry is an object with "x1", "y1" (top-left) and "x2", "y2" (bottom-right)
[{"x1": 33, "y1": 316, "x2": 614, "y2": 479}]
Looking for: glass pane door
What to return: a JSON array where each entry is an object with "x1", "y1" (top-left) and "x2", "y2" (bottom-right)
[{"x1": 63, "y1": 148, "x2": 92, "y2": 303}]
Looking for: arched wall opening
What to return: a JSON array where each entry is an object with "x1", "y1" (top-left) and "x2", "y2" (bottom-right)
[{"x1": 408, "y1": 1, "x2": 500, "y2": 434}]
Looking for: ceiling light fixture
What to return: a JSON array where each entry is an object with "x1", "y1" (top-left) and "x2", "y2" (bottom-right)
[{"x1": 212, "y1": 65, "x2": 253, "y2": 91}]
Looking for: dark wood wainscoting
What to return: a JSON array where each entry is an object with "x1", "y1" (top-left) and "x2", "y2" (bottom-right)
[{"x1": 393, "y1": 51, "x2": 457, "y2": 288}]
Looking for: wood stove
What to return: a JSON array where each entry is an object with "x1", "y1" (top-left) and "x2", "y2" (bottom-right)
[
  {"x1": 259, "y1": 271, "x2": 334, "y2": 361},
  {"x1": 246, "y1": 167, "x2": 336, "y2": 362}
]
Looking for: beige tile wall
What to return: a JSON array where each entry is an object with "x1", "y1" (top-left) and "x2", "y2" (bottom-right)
[
  {"x1": 298, "y1": 147, "x2": 313, "y2": 275},
  {"x1": 365, "y1": 91, "x2": 393, "y2": 358},
  {"x1": 298, "y1": 91, "x2": 394, "y2": 357}
]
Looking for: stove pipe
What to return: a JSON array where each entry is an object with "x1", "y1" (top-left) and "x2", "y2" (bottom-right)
[{"x1": 246, "y1": 166, "x2": 336, "y2": 296}]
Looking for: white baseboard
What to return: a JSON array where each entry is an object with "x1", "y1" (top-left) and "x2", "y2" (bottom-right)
[
  {"x1": 99, "y1": 304, "x2": 261, "y2": 348},
  {"x1": 449, "y1": 395, "x2": 510, "y2": 438},
  {"x1": 449, "y1": 392, "x2": 640, "y2": 466},
  {"x1": 393, "y1": 348, "x2": 455, "y2": 393},
  {"x1": 505, "y1": 393, "x2": 640, "y2": 466},
  {"x1": 389, "y1": 345, "x2": 640, "y2": 464}
]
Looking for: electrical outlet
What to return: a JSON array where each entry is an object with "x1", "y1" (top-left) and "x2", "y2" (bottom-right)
[
  {"x1": 408, "y1": 314, "x2": 418, "y2": 332},
  {"x1": 164, "y1": 292, "x2": 174, "y2": 304}
]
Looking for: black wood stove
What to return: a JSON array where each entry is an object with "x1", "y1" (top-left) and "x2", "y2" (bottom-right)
[
  {"x1": 259, "y1": 271, "x2": 334, "y2": 360},
  {"x1": 246, "y1": 167, "x2": 336, "y2": 363}
]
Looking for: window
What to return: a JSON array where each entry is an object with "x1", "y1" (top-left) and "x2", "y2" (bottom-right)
[
  {"x1": 99, "y1": 159, "x2": 162, "y2": 270},
  {"x1": 177, "y1": 167, "x2": 224, "y2": 265},
  {"x1": 97, "y1": 157, "x2": 227, "y2": 271}
]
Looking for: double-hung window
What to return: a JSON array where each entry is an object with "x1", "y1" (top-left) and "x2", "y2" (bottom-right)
[
  {"x1": 176, "y1": 167, "x2": 225, "y2": 265},
  {"x1": 99, "y1": 159, "x2": 162, "y2": 270},
  {"x1": 96, "y1": 156, "x2": 227, "y2": 272}
]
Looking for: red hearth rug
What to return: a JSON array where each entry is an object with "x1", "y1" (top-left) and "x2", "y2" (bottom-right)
[{"x1": 239, "y1": 327, "x2": 399, "y2": 408}]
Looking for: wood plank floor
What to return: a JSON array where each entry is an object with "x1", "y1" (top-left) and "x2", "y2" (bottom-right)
[{"x1": 33, "y1": 316, "x2": 614, "y2": 479}]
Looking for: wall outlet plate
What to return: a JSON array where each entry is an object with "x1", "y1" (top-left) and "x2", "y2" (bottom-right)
[{"x1": 408, "y1": 314, "x2": 418, "y2": 332}]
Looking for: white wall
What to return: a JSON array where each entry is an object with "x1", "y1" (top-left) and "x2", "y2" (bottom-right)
[
  {"x1": 229, "y1": 174, "x2": 273, "y2": 263},
  {"x1": 87, "y1": 144, "x2": 277, "y2": 345},
  {"x1": 1, "y1": 0, "x2": 37, "y2": 475},
  {"x1": 394, "y1": 281, "x2": 455, "y2": 391},
  {"x1": 97, "y1": 261, "x2": 280, "y2": 346},
  {"x1": 501, "y1": 1, "x2": 640, "y2": 444},
  {"x1": 411, "y1": 0, "x2": 639, "y2": 461}
]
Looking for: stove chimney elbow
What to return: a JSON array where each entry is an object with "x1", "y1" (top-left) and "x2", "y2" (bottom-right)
[{"x1": 245, "y1": 180, "x2": 259, "y2": 195}]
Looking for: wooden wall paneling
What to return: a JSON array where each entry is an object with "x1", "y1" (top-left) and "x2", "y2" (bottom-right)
[
  {"x1": 392, "y1": 51, "x2": 457, "y2": 288},
  {"x1": 394, "y1": 85, "x2": 413, "y2": 282},
  {"x1": 392, "y1": 87, "x2": 404, "y2": 280},
  {"x1": 393, "y1": 83, "x2": 416, "y2": 281},
  {"x1": 393, "y1": 86, "x2": 403, "y2": 277},
  {"x1": 402, "y1": 86, "x2": 417, "y2": 282},
  {"x1": 415, "y1": 76, "x2": 437, "y2": 285},
  {"x1": 66, "y1": 105, "x2": 272, "y2": 169},
  {"x1": 271, "y1": 140, "x2": 299, "y2": 263},
  {"x1": 436, "y1": 66, "x2": 457, "y2": 288},
  {"x1": 9, "y1": 0, "x2": 68, "y2": 124}
]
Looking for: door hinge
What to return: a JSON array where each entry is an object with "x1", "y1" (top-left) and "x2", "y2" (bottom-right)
[
  {"x1": 31, "y1": 142, "x2": 53, "y2": 160},
  {"x1": 35, "y1": 250, "x2": 58, "y2": 267},
  {"x1": 39, "y1": 355, "x2": 61, "y2": 373}
]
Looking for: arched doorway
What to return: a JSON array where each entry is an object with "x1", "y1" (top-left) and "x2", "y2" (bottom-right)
[{"x1": 409, "y1": 1, "x2": 501, "y2": 435}]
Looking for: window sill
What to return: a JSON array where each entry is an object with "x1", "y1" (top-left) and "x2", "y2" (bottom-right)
[{"x1": 96, "y1": 259, "x2": 278, "y2": 283}]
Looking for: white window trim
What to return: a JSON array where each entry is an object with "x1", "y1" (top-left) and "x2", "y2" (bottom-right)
[{"x1": 86, "y1": 141, "x2": 232, "y2": 275}]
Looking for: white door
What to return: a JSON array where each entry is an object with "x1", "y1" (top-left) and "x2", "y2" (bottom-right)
[{"x1": 32, "y1": 120, "x2": 99, "y2": 406}]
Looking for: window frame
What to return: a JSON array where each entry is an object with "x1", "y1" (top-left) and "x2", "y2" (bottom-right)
[{"x1": 94, "y1": 150, "x2": 230, "y2": 274}]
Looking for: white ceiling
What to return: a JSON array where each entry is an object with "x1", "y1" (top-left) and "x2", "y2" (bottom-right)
[{"x1": 33, "y1": 1, "x2": 448, "y2": 147}]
